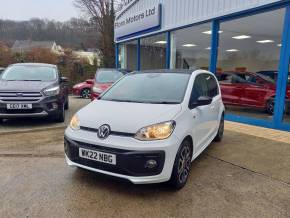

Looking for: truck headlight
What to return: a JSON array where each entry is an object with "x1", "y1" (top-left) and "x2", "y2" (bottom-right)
[
  {"x1": 135, "y1": 121, "x2": 176, "y2": 141},
  {"x1": 43, "y1": 86, "x2": 60, "y2": 96},
  {"x1": 70, "y1": 115, "x2": 80, "y2": 130}
]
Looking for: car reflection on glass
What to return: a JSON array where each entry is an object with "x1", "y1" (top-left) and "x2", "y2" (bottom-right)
[{"x1": 217, "y1": 71, "x2": 290, "y2": 115}]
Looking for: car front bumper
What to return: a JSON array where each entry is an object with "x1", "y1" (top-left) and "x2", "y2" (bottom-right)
[
  {"x1": 0, "y1": 96, "x2": 62, "y2": 119},
  {"x1": 90, "y1": 92, "x2": 101, "y2": 101},
  {"x1": 64, "y1": 127, "x2": 181, "y2": 184}
]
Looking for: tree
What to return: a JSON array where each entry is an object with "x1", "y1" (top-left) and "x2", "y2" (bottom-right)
[
  {"x1": 74, "y1": 0, "x2": 117, "y2": 67},
  {"x1": 25, "y1": 48, "x2": 58, "y2": 64},
  {"x1": 0, "y1": 18, "x2": 98, "y2": 50},
  {"x1": 0, "y1": 42, "x2": 14, "y2": 66}
]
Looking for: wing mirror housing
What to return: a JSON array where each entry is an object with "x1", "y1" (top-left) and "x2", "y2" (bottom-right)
[
  {"x1": 60, "y1": 77, "x2": 69, "y2": 83},
  {"x1": 190, "y1": 96, "x2": 212, "y2": 109}
]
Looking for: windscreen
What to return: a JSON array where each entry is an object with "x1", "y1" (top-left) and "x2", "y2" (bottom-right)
[
  {"x1": 100, "y1": 73, "x2": 190, "y2": 104},
  {"x1": 96, "y1": 69, "x2": 124, "y2": 83},
  {"x1": 1, "y1": 65, "x2": 57, "y2": 81}
]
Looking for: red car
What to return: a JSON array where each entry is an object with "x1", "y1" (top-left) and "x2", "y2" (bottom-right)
[
  {"x1": 90, "y1": 68, "x2": 129, "y2": 101},
  {"x1": 72, "y1": 79, "x2": 94, "y2": 98},
  {"x1": 218, "y1": 71, "x2": 290, "y2": 114}
]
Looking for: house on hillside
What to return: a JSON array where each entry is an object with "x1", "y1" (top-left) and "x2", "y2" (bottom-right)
[
  {"x1": 72, "y1": 50, "x2": 100, "y2": 66},
  {"x1": 11, "y1": 40, "x2": 64, "y2": 55}
]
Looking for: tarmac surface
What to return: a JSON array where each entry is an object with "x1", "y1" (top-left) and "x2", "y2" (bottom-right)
[{"x1": 0, "y1": 97, "x2": 290, "y2": 217}]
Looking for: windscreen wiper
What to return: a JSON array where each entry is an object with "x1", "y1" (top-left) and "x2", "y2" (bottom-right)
[
  {"x1": 6, "y1": 79, "x2": 42, "y2": 81},
  {"x1": 105, "y1": 99, "x2": 144, "y2": 103},
  {"x1": 147, "y1": 101, "x2": 180, "y2": 104}
]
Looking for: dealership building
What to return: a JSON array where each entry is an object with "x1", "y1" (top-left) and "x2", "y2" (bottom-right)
[{"x1": 114, "y1": 0, "x2": 290, "y2": 131}]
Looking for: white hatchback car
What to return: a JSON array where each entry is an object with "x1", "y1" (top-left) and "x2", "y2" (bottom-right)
[{"x1": 65, "y1": 69, "x2": 225, "y2": 189}]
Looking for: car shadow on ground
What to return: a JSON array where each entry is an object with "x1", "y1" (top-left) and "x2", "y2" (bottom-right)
[{"x1": 0, "y1": 117, "x2": 65, "y2": 130}]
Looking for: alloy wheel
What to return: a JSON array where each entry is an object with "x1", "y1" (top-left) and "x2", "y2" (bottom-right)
[
  {"x1": 81, "y1": 89, "x2": 91, "y2": 98},
  {"x1": 267, "y1": 100, "x2": 275, "y2": 115},
  {"x1": 218, "y1": 117, "x2": 224, "y2": 138},
  {"x1": 177, "y1": 144, "x2": 191, "y2": 184}
]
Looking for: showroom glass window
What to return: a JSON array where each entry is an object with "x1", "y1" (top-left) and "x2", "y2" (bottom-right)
[
  {"x1": 171, "y1": 23, "x2": 211, "y2": 70},
  {"x1": 283, "y1": 62, "x2": 290, "y2": 124},
  {"x1": 118, "y1": 40, "x2": 137, "y2": 71},
  {"x1": 217, "y1": 8, "x2": 286, "y2": 120},
  {"x1": 140, "y1": 34, "x2": 166, "y2": 70}
]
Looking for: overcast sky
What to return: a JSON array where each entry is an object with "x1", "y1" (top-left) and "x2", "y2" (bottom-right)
[{"x1": 0, "y1": 0, "x2": 79, "y2": 21}]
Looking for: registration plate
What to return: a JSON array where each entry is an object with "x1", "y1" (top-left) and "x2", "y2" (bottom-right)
[
  {"x1": 79, "y1": 148, "x2": 116, "y2": 165},
  {"x1": 7, "y1": 103, "x2": 32, "y2": 110}
]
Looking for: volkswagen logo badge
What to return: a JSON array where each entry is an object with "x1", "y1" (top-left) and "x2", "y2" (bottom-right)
[
  {"x1": 97, "y1": 124, "x2": 111, "y2": 139},
  {"x1": 16, "y1": 93, "x2": 23, "y2": 97}
]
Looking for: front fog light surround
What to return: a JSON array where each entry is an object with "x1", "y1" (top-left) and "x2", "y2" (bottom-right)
[
  {"x1": 70, "y1": 115, "x2": 80, "y2": 130},
  {"x1": 52, "y1": 103, "x2": 58, "y2": 110},
  {"x1": 135, "y1": 121, "x2": 176, "y2": 141},
  {"x1": 145, "y1": 159, "x2": 158, "y2": 169},
  {"x1": 43, "y1": 86, "x2": 60, "y2": 96}
]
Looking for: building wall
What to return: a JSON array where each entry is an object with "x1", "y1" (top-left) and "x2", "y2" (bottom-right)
[
  {"x1": 116, "y1": 0, "x2": 282, "y2": 42},
  {"x1": 115, "y1": 0, "x2": 290, "y2": 131}
]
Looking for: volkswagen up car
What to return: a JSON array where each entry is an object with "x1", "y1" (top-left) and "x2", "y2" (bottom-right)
[{"x1": 65, "y1": 69, "x2": 225, "y2": 189}]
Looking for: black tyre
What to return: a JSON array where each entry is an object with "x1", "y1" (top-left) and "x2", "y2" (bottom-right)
[
  {"x1": 81, "y1": 88, "x2": 91, "y2": 99},
  {"x1": 169, "y1": 140, "x2": 192, "y2": 190},
  {"x1": 64, "y1": 97, "x2": 69, "y2": 110},
  {"x1": 266, "y1": 98, "x2": 275, "y2": 115},
  {"x1": 55, "y1": 104, "x2": 65, "y2": 123},
  {"x1": 214, "y1": 113, "x2": 224, "y2": 142}
]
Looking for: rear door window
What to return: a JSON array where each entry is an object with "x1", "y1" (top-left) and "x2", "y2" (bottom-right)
[
  {"x1": 206, "y1": 74, "x2": 219, "y2": 97},
  {"x1": 190, "y1": 74, "x2": 219, "y2": 104}
]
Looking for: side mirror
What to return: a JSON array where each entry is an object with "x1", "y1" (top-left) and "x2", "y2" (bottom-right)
[
  {"x1": 61, "y1": 77, "x2": 69, "y2": 83},
  {"x1": 86, "y1": 79, "x2": 94, "y2": 85},
  {"x1": 190, "y1": 96, "x2": 212, "y2": 109}
]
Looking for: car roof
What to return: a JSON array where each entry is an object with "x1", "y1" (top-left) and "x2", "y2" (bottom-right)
[
  {"x1": 257, "y1": 70, "x2": 278, "y2": 74},
  {"x1": 9, "y1": 63, "x2": 57, "y2": 68},
  {"x1": 132, "y1": 69, "x2": 198, "y2": 74},
  {"x1": 219, "y1": 71, "x2": 252, "y2": 74},
  {"x1": 98, "y1": 68, "x2": 129, "y2": 74}
]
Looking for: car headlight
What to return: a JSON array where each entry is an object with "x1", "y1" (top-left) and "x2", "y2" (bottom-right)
[
  {"x1": 73, "y1": 84, "x2": 81, "y2": 88},
  {"x1": 93, "y1": 86, "x2": 103, "y2": 94},
  {"x1": 70, "y1": 115, "x2": 80, "y2": 130},
  {"x1": 135, "y1": 121, "x2": 176, "y2": 141},
  {"x1": 43, "y1": 86, "x2": 60, "y2": 96}
]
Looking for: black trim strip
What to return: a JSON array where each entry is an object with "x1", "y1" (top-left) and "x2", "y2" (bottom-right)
[{"x1": 80, "y1": 126, "x2": 135, "y2": 138}]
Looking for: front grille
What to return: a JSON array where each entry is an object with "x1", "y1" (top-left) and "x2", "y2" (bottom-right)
[
  {"x1": 0, "y1": 92, "x2": 42, "y2": 102},
  {"x1": 80, "y1": 126, "x2": 135, "y2": 138}
]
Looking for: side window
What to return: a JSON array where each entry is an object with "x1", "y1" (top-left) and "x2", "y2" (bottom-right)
[
  {"x1": 206, "y1": 74, "x2": 219, "y2": 97},
  {"x1": 232, "y1": 74, "x2": 247, "y2": 84},
  {"x1": 218, "y1": 74, "x2": 232, "y2": 84},
  {"x1": 247, "y1": 75, "x2": 256, "y2": 83},
  {"x1": 190, "y1": 74, "x2": 209, "y2": 104}
]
